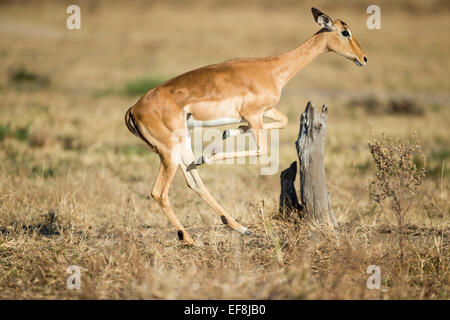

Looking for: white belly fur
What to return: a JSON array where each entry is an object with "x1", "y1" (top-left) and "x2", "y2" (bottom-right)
[{"x1": 186, "y1": 113, "x2": 246, "y2": 129}]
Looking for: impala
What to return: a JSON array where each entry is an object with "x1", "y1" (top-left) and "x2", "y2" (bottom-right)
[{"x1": 125, "y1": 8, "x2": 367, "y2": 245}]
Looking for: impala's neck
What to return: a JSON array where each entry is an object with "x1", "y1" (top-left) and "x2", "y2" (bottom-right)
[{"x1": 272, "y1": 32, "x2": 328, "y2": 88}]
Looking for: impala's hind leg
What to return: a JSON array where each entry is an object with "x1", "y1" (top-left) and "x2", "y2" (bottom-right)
[
  {"x1": 179, "y1": 145, "x2": 250, "y2": 235},
  {"x1": 151, "y1": 155, "x2": 195, "y2": 245},
  {"x1": 132, "y1": 105, "x2": 195, "y2": 245}
]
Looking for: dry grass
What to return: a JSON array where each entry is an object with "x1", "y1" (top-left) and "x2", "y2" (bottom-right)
[{"x1": 0, "y1": 0, "x2": 448, "y2": 299}]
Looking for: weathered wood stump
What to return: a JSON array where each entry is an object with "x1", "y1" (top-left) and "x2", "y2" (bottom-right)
[{"x1": 279, "y1": 101, "x2": 337, "y2": 227}]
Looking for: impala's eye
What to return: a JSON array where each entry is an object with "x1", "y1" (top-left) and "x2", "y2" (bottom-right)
[{"x1": 342, "y1": 30, "x2": 350, "y2": 37}]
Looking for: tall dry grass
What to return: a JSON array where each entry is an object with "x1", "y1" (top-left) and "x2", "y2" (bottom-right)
[{"x1": 0, "y1": 0, "x2": 448, "y2": 299}]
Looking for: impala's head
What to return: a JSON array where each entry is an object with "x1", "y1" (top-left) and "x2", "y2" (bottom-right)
[{"x1": 312, "y1": 7, "x2": 367, "y2": 67}]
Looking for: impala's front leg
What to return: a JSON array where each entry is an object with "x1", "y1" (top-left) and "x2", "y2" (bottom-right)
[
  {"x1": 222, "y1": 108, "x2": 288, "y2": 139},
  {"x1": 197, "y1": 108, "x2": 288, "y2": 165},
  {"x1": 196, "y1": 117, "x2": 266, "y2": 165}
]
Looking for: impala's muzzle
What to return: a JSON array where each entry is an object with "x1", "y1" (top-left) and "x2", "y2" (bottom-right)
[{"x1": 354, "y1": 56, "x2": 368, "y2": 67}]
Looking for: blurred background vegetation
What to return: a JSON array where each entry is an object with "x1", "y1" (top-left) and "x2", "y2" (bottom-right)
[{"x1": 0, "y1": 0, "x2": 448, "y2": 299}]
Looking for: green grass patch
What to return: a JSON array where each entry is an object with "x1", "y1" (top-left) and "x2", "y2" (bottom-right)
[
  {"x1": 430, "y1": 149, "x2": 450, "y2": 161},
  {"x1": 0, "y1": 123, "x2": 30, "y2": 143},
  {"x1": 94, "y1": 76, "x2": 166, "y2": 97},
  {"x1": 123, "y1": 77, "x2": 165, "y2": 96},
  {"x1": 14, "y1": 125, "x2": 30, "y2": 142},
  {"x1": 31, "y1": 165, "x2": 57, "y2": 179},
  {"x1": 2, "y1": 148, "x2": 71, "y2": 179},
  {"x1": 0, "y1": 123, "x2": 11, "y2": 141},
  {"x1": 9, "y1": 67, "x2": 50, "y2": 90},
  {"x1": 29, "y1": 158, "x2": 72, "y2": 179},
  {"x1": 354, "y1": 159, "x2": 373, "y2": 173},
  {"x1": 427, "y1": 149, "x2": 449, "y2": 177}
]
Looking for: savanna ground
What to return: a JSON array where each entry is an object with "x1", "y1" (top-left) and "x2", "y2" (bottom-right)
[{"x1": 0, "y1": 0, "x2": 448, "y2": 299}]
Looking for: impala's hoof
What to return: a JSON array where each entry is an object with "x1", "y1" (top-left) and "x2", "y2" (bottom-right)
[
  {"x1": 239, "y1": 226, "x2": 252, "y2": 236},
  {"x1": 195, "y1": 155, "x2": 210, "y2": 166},
  {"x1": 178, "y1": 230, "x2": 195, "y2": 246},
  {"x1": 223, "y1": 128, "x2": 243, "y2": 140}
]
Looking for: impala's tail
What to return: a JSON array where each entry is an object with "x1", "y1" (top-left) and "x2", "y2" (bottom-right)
[{"x1": 125, "y1": 106, "x2": 140, "y2": 137}]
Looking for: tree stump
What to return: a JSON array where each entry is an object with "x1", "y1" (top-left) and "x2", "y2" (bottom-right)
[
  {"x1": 279, "y1": 161, "x2": 303, "y2": 218},
  {"x1": 279, "y1": 101, "x2": 337, "y2": 227}
]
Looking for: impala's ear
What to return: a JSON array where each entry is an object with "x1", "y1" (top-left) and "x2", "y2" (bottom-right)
[{"x1": 311, "y1": 7, "x2": 333, "y2": 29}]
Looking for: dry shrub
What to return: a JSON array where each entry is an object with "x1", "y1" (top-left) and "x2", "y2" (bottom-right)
[{"x1": 368, "y1": 132, "x2": 427, "y2": 263}]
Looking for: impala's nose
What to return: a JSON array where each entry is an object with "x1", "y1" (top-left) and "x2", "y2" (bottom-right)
[{"x1": 363, "y1": 56, "x2": 368, "y2": 63}]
